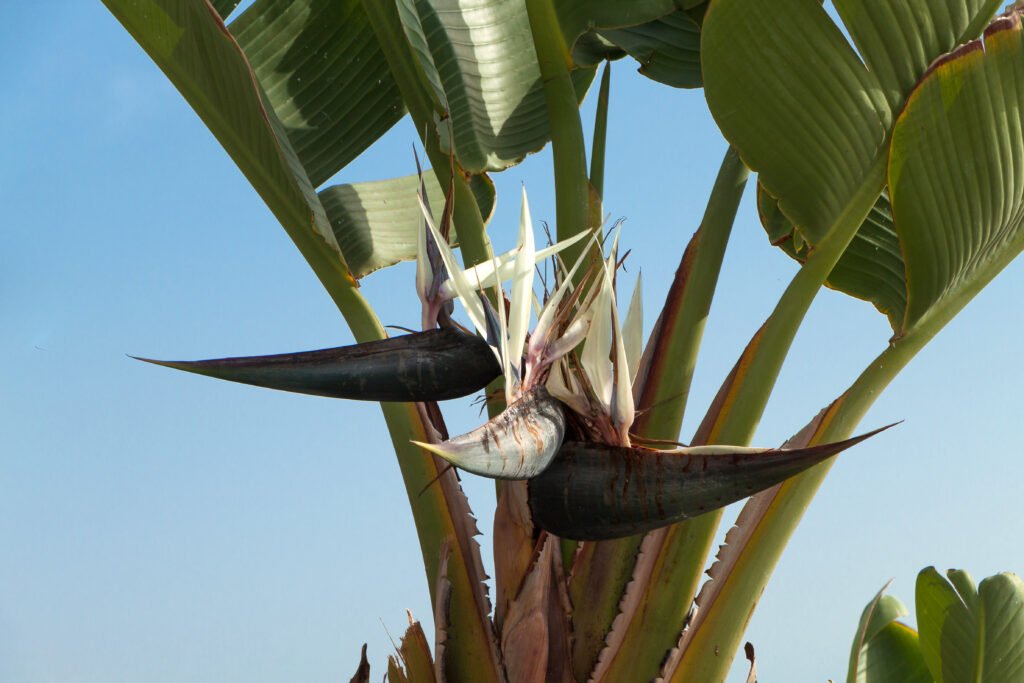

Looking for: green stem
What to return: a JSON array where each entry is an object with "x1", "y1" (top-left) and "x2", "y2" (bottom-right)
[
  {"x1": 634, "y1": 156, "x2": 887, "y2": 681},
  {"x1": 708, "y1": 156, "x2": 887, "y2": 445},
  {"x1": 666, "y1": 157, "x2": 1014, "y2": 682},
  {"x1": 525, "y1": 0, "x2": 593, "y2": 267},
  {"x1": 666, "y1": 326, "x2": 930, "y2": 683},
  {"x1": 636, "y1": 146, "x2": 749, "y2": 439},
  {"x1": 567, "y1": 147, "x2": 749, "y2": 682}
]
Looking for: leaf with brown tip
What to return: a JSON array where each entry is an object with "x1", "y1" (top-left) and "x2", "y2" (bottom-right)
[{"x1": 395, "y1": 614, "x2": 437, "y2": 683}]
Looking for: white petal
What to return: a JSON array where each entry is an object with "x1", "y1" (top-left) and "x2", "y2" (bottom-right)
[
  {"x1": 623, "y1": 273, "x2": 644, "y2": 385},
  {"x1": 438, "y1": 231, "x2": 588, "y2": 301},
  {"x1": 507, "y1": 186, "x2": 535, "y2": 374},
  {"x1": 580, "y1": 265, "x2": 614, "y2": 410}
]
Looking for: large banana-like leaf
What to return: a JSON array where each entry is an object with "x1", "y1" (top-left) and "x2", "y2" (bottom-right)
[
  {"x1": 391, "y1": 0, "x2": 707, "y2": 174},
  {"x1": 597, "y1": 10, "x2": 702, "y2": 88},
  {"x1": 916, "y1": 568, "x2": 1024, "y2": 683},
  {"x1": 705, "y1": 0, "x2": 1000, "y2": 244},
  {"x1": 655, "y1": 2, "x2": 1007, "y2": 679},
  {"x1": 102, "y1": 0, "x2": 354, "y2": 296},
  {"x1": 395, "y1": 0, "x2": 595, "y2": 173},
  {"x1": 847, "y1": 588, "x2": 931, "y2": 683},
  {"x1": 210, "y1": 0, "x2": 239, "y2": 20},
  {"x1": 891, "y1": 15, "x2": 1024, "y2": 335},
  {"x1": 763, "y1": 10, "x2": 1024, "y2": 339},
  {"x1": 568, "y1": 3, "x2": 706, "y2": 89},
  {"x1": 231, "y1": 0, "x2": 405, "y2": 187},
  {"x1": 320, "y1": 172, "x2": 465, "y2": 279},
  {"x1": 759, "y1": 186, "x2": 907, "y2": 329},
  {"x1": 747, "y1": 0, "x2": 1001, "y2": 328},
  {"x1": 666, "y1": 11, "x2": 1024, "y2": 681}
]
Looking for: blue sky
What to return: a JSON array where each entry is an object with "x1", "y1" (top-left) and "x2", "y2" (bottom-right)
[{"x1": 4, "y1": 3, "x2": 1024, "y2": 682}]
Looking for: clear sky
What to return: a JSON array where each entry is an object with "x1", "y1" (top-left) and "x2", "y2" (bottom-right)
[{"x1": 4, "y1": 3, "x2": 1024, "y2": 682}]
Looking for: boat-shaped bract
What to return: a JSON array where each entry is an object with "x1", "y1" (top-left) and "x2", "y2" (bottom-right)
[
  {"x1": 134, "y1": 327, "x2": 501, "y2": 402},
  {"x1": 527, "y1": 426, "x2": 892, "y2": 540},
  {"x1": 414, "y1": 386, "x2": 567, "y2": 479}
]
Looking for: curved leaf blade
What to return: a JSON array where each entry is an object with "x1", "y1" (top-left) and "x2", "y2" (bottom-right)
[
  {"x1": 210, "y1": 0, "x2": 240, "y2": 20},
  {"x1": 320, "y1": 172, "x2": 482, "y2": 279},
  {"x1": 703, "y1": 0, "x2": 890, "y2": 243},
  {"x1": 848, "y1": 588, "x2": 930, "y2": 683},
  {"x1": 102, "y1": 0, "x2": 355, "y2": 293},
  {"x1": 891, "y1": 15, "x2": 1024, "y2": 334},
  {"x1": 231, "y1": 0, "x2": 406, "y2": 187},
  {"x1": 599, "y1": 10, "x2": 702, "y2": 88},
  {"x1": 758, "y1": 185, "x2": 907, "y2": 329},
  {"x1": 834, "y1": 0, "x2": 1002, "y2": 107},
  {"x1": 978, "y1": 572, "x2": 1024, "y2": 682}
]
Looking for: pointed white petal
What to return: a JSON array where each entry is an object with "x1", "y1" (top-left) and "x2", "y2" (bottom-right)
[
  {"x1": 623, "y1": 273, "x2": 643, "y2": 384},
  {"x1": 545, "y1": 359, "x2": 591, "y2": 417},
  {"x1": 527, "y1": 232, "x2": 599, "y2": 360},
  {"x1": 545, "y1": 307, "x2": 593, "y2": 363},
  {"x1": 492, "y1": 255, "x2": 516, "y2": 403},
  {"x1": 580, "y1": 265, "x2": 614, "y2": 411},
  {"x1": 438, "y1": 231, "x2": 588, "y2": 301},
  {"x1": 507, "y1": 186, "x2": 535, "y2": 373},
  {"x1": 609, "y1": 283, "x2": 635, "y2": 441}
]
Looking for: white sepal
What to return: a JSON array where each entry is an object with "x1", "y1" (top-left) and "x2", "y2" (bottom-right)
[
  {"x1": 580, "y1": 264, "x2": 614, "y2": 411},
  {"x1": 609, "y1": 282, "x2": 635, "y2": 443},
  {"x1": 493, "y1": 255, "x2": 516, "y2": 403},
  {"x1": 545, "y1": 358, "x2": 591, "y2": 417},
  {"x1": 438, "y1": 231, "x2": 588, "y2": 301},
  {"x1": 623, "y1": 273, "x2": 643, "y2": 385},
  {"x1": 527, "y1": 232, "x2": 598, "y2": 365},
  {"x1": 507, "y1": 186, "x2": 535, "y2": 376}
]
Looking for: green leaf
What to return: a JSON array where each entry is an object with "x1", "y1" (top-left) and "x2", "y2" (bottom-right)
[
  {"x1": 758, "y1": 185, "x2": 907, "y2": 329},
  {"x1": 916, "y1": 568, "x2": 979, "y2": 683},
  {"x1": 231, "y1": 0, "x2": 405, "y2": 187},
  {"x1": 320, "y1": 172, "x2": 478, "y2": 279},
  {"x1": 890, "y1": 15, "x2": 1024, "y2": 336},
  {"x1": 661, "y1": 5, "x2": 1006, "y2": 679},
  {"x1": 917, "y1": 568, "x2": 1024, "y2": 683},
  {"x1": 833, "y1": 0, "x2": 1002, "y2": 108},
  {"x1": 391, "y1": 0, "x2": 711, "y2": 174},
  {"x1": 977, "y1": 572, "x2": 1024, "y2": 682},
  {"x1": 102, "y1": 0, "x2": 355, "y2": 297},
  {"x1": 598, "y1": 10, "x2": 702, "y2": 88},
  {"x1": 555, "y1": 0, "x2": 697, "y2": 49},
  {"x1": 394, "y1": 0, "x2": 593, "y2": 173},
  {"x1": 210, "y1": 0, "x2": 240, "y2": 20},
  {"x1": 565, "y1": 149, "x2": 748, "y2": 683},
  {"x1": 705, "y1": 0, "x2": 1000, "y2": 244},
  {"x1": 848, "y1": 587, "x2": 931, "y2": 683},
  {"x1": 703, "y1": 0, "x2": 889, "y2": 244}
]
